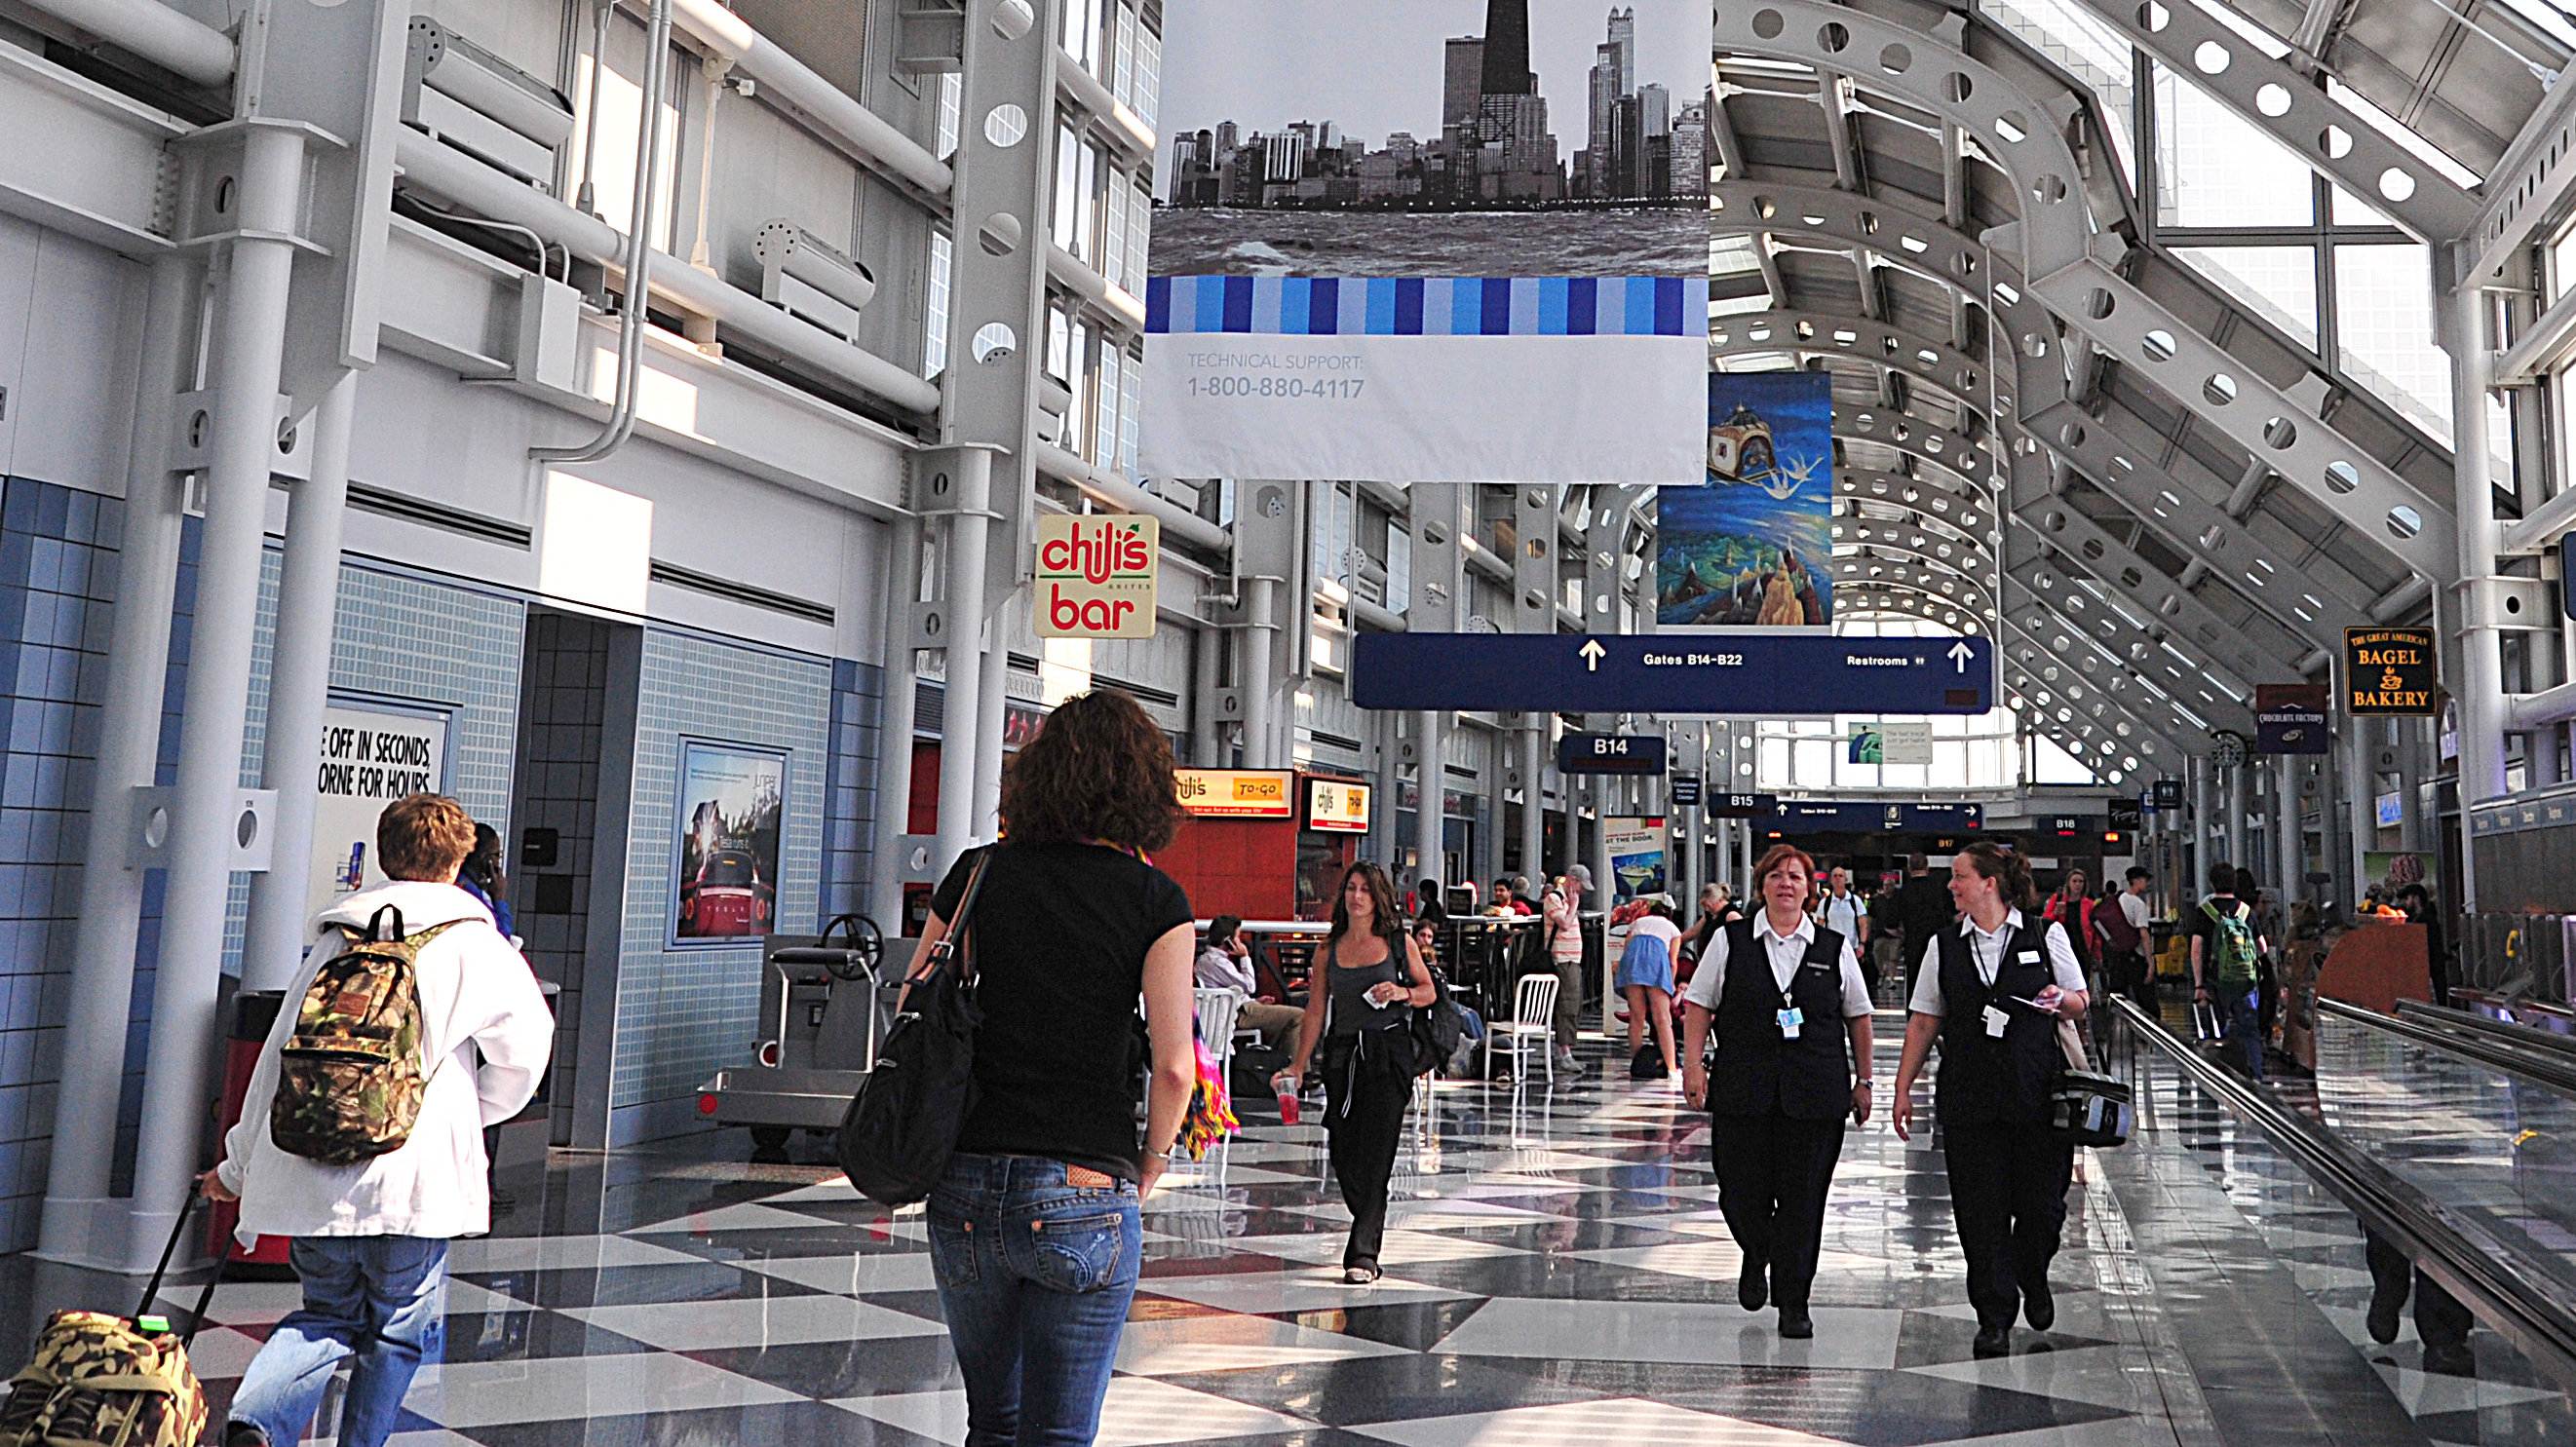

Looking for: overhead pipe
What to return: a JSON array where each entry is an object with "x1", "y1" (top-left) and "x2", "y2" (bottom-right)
[
  {"x1": 393, "y1": 131, "x2": 942, "y2": 413},
  {"x1": 1033, "y1": 442, "x2": 1229, "y2": 552},
  {"x1": 19, "y1": 0, "x2": 233, "y2": 87},
  {"x1": 533, "y1": 0, "x2": 672, "y2": 468},
  {"x1": 667, "y1": 0, "x2": 951, "y2": 198}
]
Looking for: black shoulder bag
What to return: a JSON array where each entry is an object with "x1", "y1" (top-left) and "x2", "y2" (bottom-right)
[{"x1": 835, "y1": 848, "x2": 995, "y2": 1205}]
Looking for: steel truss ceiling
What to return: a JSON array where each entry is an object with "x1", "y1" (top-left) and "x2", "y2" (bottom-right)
[{"x1": 1711, "y1": 0, "x2": 2464, "y2": 776}]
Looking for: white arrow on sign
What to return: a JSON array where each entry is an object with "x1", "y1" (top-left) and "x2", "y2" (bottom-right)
[
  {"x1": 1579, "y1": 639, "x2": 1607, "y2": 672},
  {"x1": 1947, "y1": 641, "x2": 1974, "y2": 673}
]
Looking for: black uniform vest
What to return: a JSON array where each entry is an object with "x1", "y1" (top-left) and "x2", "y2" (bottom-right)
[
  {"x1": 1933, "y1": 917, "x2": 2062, "y2": 1126},
  {"x1": 1709, "y1": 916, "x2": 1850, "y2": 1120}
]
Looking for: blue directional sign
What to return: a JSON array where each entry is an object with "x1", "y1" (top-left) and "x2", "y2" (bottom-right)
[
  {"x1": 1558, "y1": 732, "x2": 1666, "y2": 775},
  {"x1": 1349, "y1": 632, "x2": 1995, "y2": 715},
  {"x1": 1756, "y1": 801, "x2": 1984, "y2": 832}
]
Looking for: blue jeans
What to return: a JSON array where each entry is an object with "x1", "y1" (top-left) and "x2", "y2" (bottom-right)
[
  {"x1": 926, "y1": 1154, "x2": 1142, "y2": 1447},
  {"x1": 2222, "y1": 985, "x2": 2266, "y2": 1081},
  {"x1": 227, "y1": 1236, "x2": 446, "y2": 1447}
]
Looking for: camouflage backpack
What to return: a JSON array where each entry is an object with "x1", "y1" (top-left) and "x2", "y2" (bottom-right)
[
  {"x1": 0, "y1": 1311, "x2": 207, "y2": 1447},
  {"x1": 271, "y1": 905, "x2": 454, "y2": 1165}
]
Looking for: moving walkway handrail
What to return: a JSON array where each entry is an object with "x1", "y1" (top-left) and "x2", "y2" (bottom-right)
[
  {"x1": 2106, "y1": 996, "x2": 2576, "y2": 1394},
  {"x1": 2318, "y1": 997, "x2": 2576, "y2": 1100},
  {"x1": 2394, "y1": 998, "x2": 2576, "y2": 1061}
]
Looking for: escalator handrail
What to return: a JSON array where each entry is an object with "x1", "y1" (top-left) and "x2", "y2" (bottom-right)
[
  {"x1": 2394, "y1": 999, "x2": 2576, "y2": 1062},
  {"x1": 2319, "y1": 997, "x2": 2576, "y2": 1100},
  {"x1": 2107, "y1": 996, "x2": 2576, "y2": 1395}
]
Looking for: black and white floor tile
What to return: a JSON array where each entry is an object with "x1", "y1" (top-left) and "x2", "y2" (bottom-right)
[{"x1": 0, "y1": 1016, "x2": 2551, "y2": 1445}]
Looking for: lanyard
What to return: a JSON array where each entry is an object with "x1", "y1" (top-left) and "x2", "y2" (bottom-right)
[
  {"x1": 1967, "y1": 925, "x2": 2003, "y2": 987},
  {"x1": 1082, "y1": 837, "x2": 1153, "y2": 866}
]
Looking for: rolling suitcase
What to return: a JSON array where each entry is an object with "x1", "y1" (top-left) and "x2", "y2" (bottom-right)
[{"x1": 1, "y1": 1194, "x2": 232, "y2": 1447}]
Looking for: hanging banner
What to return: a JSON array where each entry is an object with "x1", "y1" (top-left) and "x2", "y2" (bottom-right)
[
  {"x1": 1603, "y1": 817, "x2": 1669, "y2": 899},
  {"x1": 308, "y1": 704, "x2": 448, "y2": 923},
  {"x1": 1657, "y1": 371, "x2": 1836, "y2": 628},
  {"x1": 2254, "y1": 683, "x2": 2330, "y2": 754},
  {"x1": 1141, "y1": 0, "x2": 1711, "y2": 483},
  {"x1": 1035, "y1": 514, "x2": 1159, "y2": 638},
  {"x1": 2344, "y1": 627, "x2": 2437, "y2": 714}
]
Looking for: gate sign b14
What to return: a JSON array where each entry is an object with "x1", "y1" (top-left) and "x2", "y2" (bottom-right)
[
  {"x1": 1558, "y1": 732, "x2": 1667, "y2": 775},
  {"x1": 1036, "y1": 515, "x2": 1158, "y2": 638}
]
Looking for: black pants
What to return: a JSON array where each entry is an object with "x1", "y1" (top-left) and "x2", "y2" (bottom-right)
[
  {"x1": 1942, "y1": 1117, "x2": 2076, "y2": 1330},
  {"x1": 1711, "y1": 1110, "x2": 1846, "y2": 1309},
  {"x1": 2107, "y1": 949, "x2": 2155, "y2": 1009},
  {"x1": 1323, "y1": 1033, "x2": 1414, "y2": 1270},
  {"x1": 2365, "y1": 1229, "x2": 2473, "y2": 1351}
]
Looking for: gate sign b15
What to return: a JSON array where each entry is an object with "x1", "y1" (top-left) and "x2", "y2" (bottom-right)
[
  {"x1": 2344, "y1": 627, "x2": 2436, "y2": 715},
  {"x1": 1558, "y1": 732, "x2": 1667, "y2": 775},
  {"x1": 1036, "y1": 514, "x2": 1158, "y2": 638}
]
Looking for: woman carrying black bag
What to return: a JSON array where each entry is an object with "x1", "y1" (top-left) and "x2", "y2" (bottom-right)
[
  {"x1": 1275, "y1": 862, "x2": 1437, "y2": 1284},
  {"x1": 906, "y1": 691, "x2": 1199, "y2": 1447}
]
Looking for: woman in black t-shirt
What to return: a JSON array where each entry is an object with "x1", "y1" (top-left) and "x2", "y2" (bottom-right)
[
  {"x1": 1277, "y1": 862, "x2": 1436, "y2": 1283},
  {"x1": 912, "y1": 690, "x2": 1199, "y2": 1447}
]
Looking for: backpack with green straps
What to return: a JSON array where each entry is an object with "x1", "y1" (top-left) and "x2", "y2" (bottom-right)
[{"x1": 2200, "y1": 897, "x2": 2260, "y2": 989}]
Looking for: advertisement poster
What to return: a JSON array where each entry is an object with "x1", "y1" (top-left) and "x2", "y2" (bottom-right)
[
  {"x1": 2255, "y1": 683, "x2": 2330, "y2": 754},
  {"x1": 2362, "y1": 851, "x2": 2439, "y2": 902},
  {"x1": 1658, "y1": 371, "x2": 1835, "y2": 628},
  {"x1": 1036, "y1": 514, "x2": 1159, "y2": 639},
  {"x1": 1603, "y1": 817, "x2": 1668, "y2": 900},
  {"x1": 1142, "y1": 0, "x2": 1710, "y2": 483},
  {"x1": 307, "y1": 704, "x2": 448, "y2": 924},
  {"x1": 1847, "y1": 720, "x2": 1932, "y2": 765},
  {"x1": 673, "y1": 742, "x2": 785, "y2": 944}
]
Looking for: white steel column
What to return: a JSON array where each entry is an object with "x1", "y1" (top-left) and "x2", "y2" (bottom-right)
[
  {"x1": 2397, "y1": 718, "x2": 2425, "y2": 851},
  {"x1": 931, "y1": 457, "x2": 992, "y2": 877},
  {"x1": 1519, "y1": 726, "x2": 1544, "y2": 886},
  {"x1": 36, "y1": 253, "x2": 198, "y2": 1267},
  {"x1": 1240, "y1": 577, "x2": 1277, "y2": 770},
  {"x1": 1190, "y1": 620, "x2": 1220, "y2": 766},
  {"x1": 1591, "y1": 781, "x2": 1614, "y2": 908},
  {"x1": 1413, "y1": 709, "x2": 1442, "y2": 891},
  {"x1": 241, "y1": 372, "x2": 357, "y2": 992},
  {"x1": 970, "y1": 611, "x2": 1008, "y2": 842},
  {"x1": 2275, "y1": 754, "x2": 2302, "y2": 901},
  {"x1": 2223, "y1": 764, "x2": 2248, "y2": 881},
  {"x1": 867, "y1": 515, "x2": 921, "y2": 933},
  {"x1": 2444, "y1": 283, "x2": 2510, "y2": 821},
  {"x1": 127, "y1": 124, "x2": 309, "y2": 1268}
]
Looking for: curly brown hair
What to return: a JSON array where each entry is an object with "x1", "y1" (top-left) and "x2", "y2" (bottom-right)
[{"x1": 997, "y1": 690, "x2": 1184, "y2": 851}]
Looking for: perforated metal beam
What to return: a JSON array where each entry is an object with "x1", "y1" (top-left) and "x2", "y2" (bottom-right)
[
  {"x1": 2070, "y1": 0, "x2": 2479, "y2": 246},
  {"x1": 2005, "y1": 562, "x2": 2253, "y2": 740},
  {"x1": 1711, "y1": 309, "x2": 1989, "y2": 419}
]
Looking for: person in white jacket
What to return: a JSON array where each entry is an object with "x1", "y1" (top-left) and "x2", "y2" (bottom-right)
[{"x1": 201, "y1": 792, "x2": 553, "y2": 1447}]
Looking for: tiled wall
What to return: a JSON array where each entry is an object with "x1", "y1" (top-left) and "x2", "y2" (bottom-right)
[
  {"x1": 608, "y1": 629, "x2": 829, "y2": 1145},
  {"x1": 0, "y1": 479, "x2": 118, "y2": 1250},
  {"x1": 819, "y1": 659, "x2": 883, "y2": 931},
  {"x1": 509, "y1": 612, "x2": 613, "y2": 1143}
]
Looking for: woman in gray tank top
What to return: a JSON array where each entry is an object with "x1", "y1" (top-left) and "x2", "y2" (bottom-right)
[{"x1": 1276, "y1": 862, "x2": 1435, "y2": 1282}]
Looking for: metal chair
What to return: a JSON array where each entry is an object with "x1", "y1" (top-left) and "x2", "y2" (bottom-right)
[{"x1": 1486, "y1": 972, "x2": 1558, "y2": 1085}]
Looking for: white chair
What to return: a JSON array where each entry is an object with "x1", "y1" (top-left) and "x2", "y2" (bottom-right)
[
  {"x1": 1193, "y1": 987, "x2": 1244, "y2": 1079},
  {"x1": 1486, "y1": 972, "x2": 1558, "y2": 1085}
]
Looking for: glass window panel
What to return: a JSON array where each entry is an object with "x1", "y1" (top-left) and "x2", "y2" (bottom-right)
[
  {"x1": 1977, "y1": 0, "x2": 2138, "y2": 184},
  {"x1": 936, "y1": 73, "x2": 961, "y2": 162},
  {"x1": 1135, "y1": 26, "x2": 1159, "y2": 128},
  {"x1": 2030, "y1": 733, "x2": 2097, "y2": 784},
  {"x1": 2333, "y1": 243, "x2": 2452, "y2": 444},
  {"x1": 1101, "y1": 174, "x2": 1128, "y2": 290},
  {"x1": 922, "y1": 231, "x2": 952, "y2": 378},
  {"x1": 2171, "y1": 246, "x2": 2317, "y2": 353},
  {"x1": 1053, "y1": 127, "x2": 1081, "y2": 251},
  {"x1": 1066, "y1": 319, "x2": 1091, "y2": 455},
  {"x1": 2331, "y1": 184, "x2": 2395, "y2": 228},
  {"x1": 2154, "y1": 64, "x2": 2313, "y2": 228},
  {"x1": 1076, "y1": 143, "x2": 1099, "y2": 262},
  {"x1": 1094, "y1": 345, "x2": 1121, "y2": 464},
  {"x1": 1119, "y1": 342, "x2": 1142, "y2": 476}
]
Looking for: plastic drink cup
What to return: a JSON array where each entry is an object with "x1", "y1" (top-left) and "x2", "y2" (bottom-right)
[{"x1": 1277, "y1": 1086, "x2": 1300, "y2": 1124}]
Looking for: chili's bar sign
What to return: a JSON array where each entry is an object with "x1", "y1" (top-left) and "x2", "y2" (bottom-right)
[{"x1": 2344, "y1": 627, "x2": 2438, "y2": 715}]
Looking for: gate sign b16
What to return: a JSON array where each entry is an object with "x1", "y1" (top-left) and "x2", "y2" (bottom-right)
[{"x1": 1558, "y1": 732, "x2": 1667, "y2": 775}]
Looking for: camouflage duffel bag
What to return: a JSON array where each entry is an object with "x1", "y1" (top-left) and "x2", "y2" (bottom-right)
[{"x1": 0, "y1": 1309, "x2": 207, "y2": 1447}]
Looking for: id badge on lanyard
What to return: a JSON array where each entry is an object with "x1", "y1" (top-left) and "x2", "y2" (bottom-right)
[{"x1": 1777, "y1": 1006, "x2": 1803, "y2": 1040}]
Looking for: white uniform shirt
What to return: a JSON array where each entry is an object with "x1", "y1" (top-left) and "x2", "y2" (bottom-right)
[
  {"x1": 1906, "y1": 908, "x2": 2087, "y2": 1018},
  {"x1": 1820, "y1": 891, "x2": 1865, "y2": 940},
  {"x1": 1680, "y1": 909, "x2": 1871, "y2": 1019}
]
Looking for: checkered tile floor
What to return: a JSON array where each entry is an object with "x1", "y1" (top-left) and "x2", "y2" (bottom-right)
[{"x1": 6, "y1": 1021, "x2": 2556, "y2": 1445}]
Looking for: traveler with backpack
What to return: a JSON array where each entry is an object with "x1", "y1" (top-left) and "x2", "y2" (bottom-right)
[
  {"x1": 1274, "y1": 861, "x2": 1438, "y2": 1283},
  {"x1": 2190, "y1": 862, "x2": 2270, "y2": 1081},
  {"x1": 1890, "y1": 841, "x2": 2089, "y2": 1357},
  {"x1": 200, "y1": 793, "x2": 552, "y2": 1447},
  {"x1": 902, "y1": 691, "x2": 1200, "y2": 1447},
  {"x1": 1679, "y1": 845, "x2": 1874, "y2": 1340},
  {"x1": 2095, "y1": 867, "x2": 2155, "y2": 1008},
  {"x1": 1617, "y1": 899, "x2": 1682, "y2": 1081}
]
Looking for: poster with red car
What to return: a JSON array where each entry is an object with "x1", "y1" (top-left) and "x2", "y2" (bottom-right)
[{"x1": 673, "y1": 741, "x2": 785, "y2": 944}]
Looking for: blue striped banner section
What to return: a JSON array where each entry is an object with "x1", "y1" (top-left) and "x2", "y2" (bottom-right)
[{"x1": 1144, "y1": 276, "x2": 1706, "y2": 337}]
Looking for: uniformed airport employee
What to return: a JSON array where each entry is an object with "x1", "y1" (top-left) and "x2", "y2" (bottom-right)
[
  {"x1": 1891, "y1": 839, "x2": 2089, "y2": 1357},
  {"x1": 1680, "y1": 844, "x2": 1874, "y2": 1340}
]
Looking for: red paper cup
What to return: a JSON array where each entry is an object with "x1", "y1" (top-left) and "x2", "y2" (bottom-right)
[{"x1": 1277, "y1": 1088, "x2": 1300, "y2": 1125}]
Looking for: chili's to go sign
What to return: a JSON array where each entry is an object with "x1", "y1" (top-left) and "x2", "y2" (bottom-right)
[{"x1": 2344, "y1": 626, "x2": 2437, "y2": 715}]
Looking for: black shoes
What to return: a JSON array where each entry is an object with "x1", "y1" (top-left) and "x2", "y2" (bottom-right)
[
  {"x1": 1778, "y1": 1306, "x2": 1814, "y2": 1339},
  {"x1": 1738, "y1": 1254, "x2": 1769, "y2": 1312},
  {"x1": 2422, "y1": 1342, "x2": 2476, "y2": 1376},
  {"x1": 2021, "y1": 1277, "x2": 2055, "y2": 1331},
  {"x1": 1973, "y1": 1324, "x2": 2011, "y2": 1357},
  {"x1": 2365, "y1": 1288, "x2": 2404, "y2": 1345}
]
